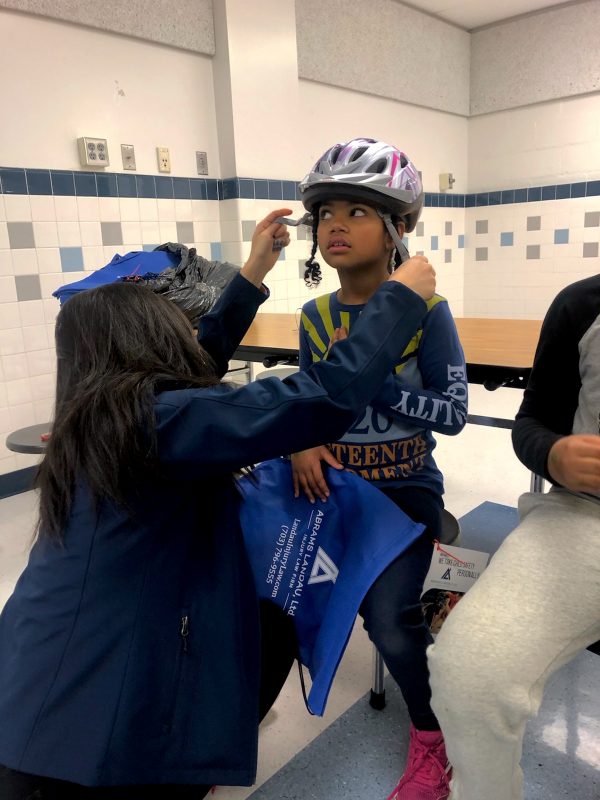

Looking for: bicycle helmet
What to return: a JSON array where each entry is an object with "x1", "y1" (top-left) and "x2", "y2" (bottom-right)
[{"x1": 299, "y1": 138, "x2": 423, "y2": 233}]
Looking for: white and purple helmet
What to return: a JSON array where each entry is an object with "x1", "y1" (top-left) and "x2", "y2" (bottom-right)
[{"x1": 299, "y1": 138, "x2": 423, "y2": 232}]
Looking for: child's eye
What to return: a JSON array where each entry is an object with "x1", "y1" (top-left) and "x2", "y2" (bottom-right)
[
  {"x1": 319, "y1": 208, "x2": 332, "y2": 220},
  {"x1": 350, "y1": 207, "x2": 367, "y2": 217}
]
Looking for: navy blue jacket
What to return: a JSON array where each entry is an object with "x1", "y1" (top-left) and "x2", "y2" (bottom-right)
[{"x1": 0, "y1": 274, "x2": 426, "y2": 787}]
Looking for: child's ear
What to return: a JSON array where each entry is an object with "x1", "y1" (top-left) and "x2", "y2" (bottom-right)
[{"x1": 385, "y1": 221, "x2": 405, "y2": 250}]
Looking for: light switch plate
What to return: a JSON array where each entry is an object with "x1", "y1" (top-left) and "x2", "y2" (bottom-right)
[
  {"x1": 121, "y1": 144, "x2": 136, "y2": 171},
  {"x1": 196, "y1": 151, "x2": 208, "y2": 175}
]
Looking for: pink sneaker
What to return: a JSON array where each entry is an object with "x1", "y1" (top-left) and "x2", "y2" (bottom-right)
[{"x1": 387, "y1": 724, "x2": 452, "y2": 800}]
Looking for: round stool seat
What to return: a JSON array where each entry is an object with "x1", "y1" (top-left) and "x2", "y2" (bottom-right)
[
  {"x1": 254, "y1": 367, "x2": 299, "y2": 381},
  {"x1": 440, "y1": 508, "x2": 460, "y2": 545}
]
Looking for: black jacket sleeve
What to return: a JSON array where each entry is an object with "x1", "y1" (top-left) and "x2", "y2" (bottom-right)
[
  {"x1": 196, "y1": 273, "x2": 268, "y2": 377},
  {"x1": 155, "y1": 282, "x2": 428, "y2": 477},
  {"x1": 512, "y1": 281, "x2": 585, "y2": 479}
]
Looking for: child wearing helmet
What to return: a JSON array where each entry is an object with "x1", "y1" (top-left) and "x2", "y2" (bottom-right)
[{"x1": 291, "y1": 138, "x2": 468, "y2": 800}]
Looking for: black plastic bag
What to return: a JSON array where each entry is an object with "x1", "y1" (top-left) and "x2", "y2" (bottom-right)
[{"x1": 142, "y1": 243, "x2": 240, "y2": 325}]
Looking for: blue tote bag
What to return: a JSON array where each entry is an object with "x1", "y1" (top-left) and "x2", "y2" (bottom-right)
[{"x1": 238, "y1": 458, "x2": 425, "y2": 715}]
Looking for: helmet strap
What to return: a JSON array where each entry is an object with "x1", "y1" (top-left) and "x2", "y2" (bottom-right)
[{"x1": 378, "y1": 211, "x2": 410, "y2": 266}]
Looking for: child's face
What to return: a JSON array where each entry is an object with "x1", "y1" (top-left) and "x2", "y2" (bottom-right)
[{"x1": 316, "y1": 199, "x2": 395, "y2": 275}]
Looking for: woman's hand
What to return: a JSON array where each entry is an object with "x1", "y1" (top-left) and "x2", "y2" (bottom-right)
[
  {"x1": 389, "y1": 255, "x2": 436, "y2": 300},
  {"x1": 240, "y1": 209, "x2": 292, "y2": 288},
  {"x1": 291, "y1": 446, "x2": 343, "y2": 503}
]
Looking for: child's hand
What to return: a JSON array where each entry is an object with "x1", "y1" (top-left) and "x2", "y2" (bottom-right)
[
  {"x1": 389, "y1": 255, "x2": 436, "y2": 300},
  {"x1": 240, "y1": 209, "x2": 292, "y2": 287},
  {"x1": 325, "y1": 326, "x2": 348, "y2": 357},
  {"x1": 547, "y1": 434, "x2": 600, "y2": 494},
  {"x1": 291, "y1": 446, "x2": 343, "y2": 503}
]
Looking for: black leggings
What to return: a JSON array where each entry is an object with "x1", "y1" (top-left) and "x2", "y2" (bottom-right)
[{"x1": 0, "y1": 601, "x2": 297, "y2": 799}]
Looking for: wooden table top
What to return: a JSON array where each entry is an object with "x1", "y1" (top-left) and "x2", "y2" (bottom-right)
[{"x1": 239, "y1": 313, "x2": 542, "y2": 370}]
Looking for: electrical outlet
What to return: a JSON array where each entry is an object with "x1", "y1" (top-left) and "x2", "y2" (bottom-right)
[
  {"x1": 196, "y1": 151, "x2": 209, "y2": 175},
  {"x1": 121, "y1": 144, "x2": 136, "y2": 171},
  {"x1": 77, "y1": 137, "x2": 109, "y2": 168},
  {"x1": 157, "y1": 147, "x2": 171, "y2": 173}
]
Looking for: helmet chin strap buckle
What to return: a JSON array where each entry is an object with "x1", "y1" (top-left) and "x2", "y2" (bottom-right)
[
  {"x1": 273, "y1": 212, "x2": 313, "y2": 227},
  {"x1": 377, "y1": 211, "x2": 410, "y2": 265}
]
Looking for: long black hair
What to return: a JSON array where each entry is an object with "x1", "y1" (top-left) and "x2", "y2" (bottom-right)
[
  {"x1": 35, "y1": 282, "x2": 219, "y2": 541},
  {"x1": 303, "y1": 202, "x2": 404, "y2": 288}
]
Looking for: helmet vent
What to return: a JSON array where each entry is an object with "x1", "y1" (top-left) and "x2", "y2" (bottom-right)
[
  {"x1": 350, "y1": 146, "x2": 368, "y2": 162},
  {"x1": 329, "y1": 145, "x2": 343, "y2": 165},
  {"x1": 371, "y1": 159, "x2": 387, "y2": 174}
]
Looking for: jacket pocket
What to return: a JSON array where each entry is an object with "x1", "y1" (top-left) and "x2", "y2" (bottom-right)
[{"x1": 162, "y1": 612, "x2": 190, "y2": 733}]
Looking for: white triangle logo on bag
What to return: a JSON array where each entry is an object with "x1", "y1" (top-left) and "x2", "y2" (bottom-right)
[{"x1": 308, "y1": 547, "x2": 339, "y2": 585}]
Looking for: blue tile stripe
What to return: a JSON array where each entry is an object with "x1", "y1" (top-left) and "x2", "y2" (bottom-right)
[{"x1": 2, "y1": 167, "x2": 600, "y2": 205}]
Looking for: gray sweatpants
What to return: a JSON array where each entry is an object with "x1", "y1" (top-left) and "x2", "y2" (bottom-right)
[{"x1": 427, "y1": 489, "x2": 600, "y2": 800}]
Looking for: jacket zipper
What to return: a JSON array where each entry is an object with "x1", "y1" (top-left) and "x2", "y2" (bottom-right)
[
  {"x1": 180, "y1": 614, "x2": 189, "y2": 652},
  {"x1": 163, "y1": 614, "x2": 190, "y2": 732}
]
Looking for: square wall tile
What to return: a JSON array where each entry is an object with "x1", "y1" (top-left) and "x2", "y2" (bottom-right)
[
  {"x1": 37, "y1": 248, "x2": 61, "y2": 274},
  {"x1": 12, "y1": 249, "x2": 38, "y2": 276},
  {"x1": 554, "y1": 229, "x2": 569, "y2": 244},
  {"x1": 210, "y1": 242, "x2": 223, "y2": 261},
  {"x1": 33, "y1": 222, "x2": 59, "y2": 248},
  {"x1": 584, "y1": 211, "x2": 600, "y2": 227},
  {"x1": 101, "y1": 222, "x2": 123, "y2": 246},
  {"x1": 0, "y1": 250, "x2": 12, "y2": 276},
  {"x1": 587, "y1": 181, "x2": 600, "y2": 196},
  {"x1": 526, "y1": 244, "x2": 540, "y2": 259},
  {"x1": 444, "y1": 249, "x2": 452, "y2": 263},
  {"x1": 430, "y1": 236, "x2": 438, "y2": 250},
  {"x1": 475, "y1": 220, "x2": 488, "y2": 234},
  {"x1": 238, "y1": 179, "x2": 254, "y2": 200},
  {"x1": 268, "y1": 181, "x2": 283, "y2": 200},
  {"x1": 458, "y1": 234, "x2": 465, "y2": 248},
  {"x1": 444, "y1": 221, "x2": 452, "y2": 235},
  {"x1": 475, "y1": 247, "x2": 488, "y2": 261},
  {"x1": 176, "y1": 221, "x2": 194, "y2": 243},
  {"x1": 416, "y1": 221, "x2": 424, "y2": 237},
  {"x1": 0, "y1": 276, "x2": 17, "y2": 303},
  {"x1": 527, "y1": 216, "x2": 541, "y2": 231},
  {"x1": 583, "y1": 242, "x2": 599, "y2": 258},
  {"x1": 50, "y1": 171, "x2": 75, "y2": 196},
  {"x1": 4, "y1": 195, "x2": 31, "y2": 222},
  {"x1": 283, "y1": 181, "x2": 297, "y2": 201},
  {"x1": 76, "y1": 197, "x2": 100, "y2": 222},
  {"x1": 15, "y1": 274, "x2": 42, "y2": 301},
  {"x1": 74, "y1": 173, "x2": 97, "y2": 197},
  {"x1": 60, "y1": 247, "x2": 84, "y2": 272},
  {"x1": 1, "y1": 168, "x2": 27, "y2": 195},
  {"x1": 57, "y1": 222, "x2": 81, "y2": 247},
  {"x1": 79, "y1": 222, "x2": 102, "y2": 246},
  {"x1": 500, "y1": 232, "x2": 514, "y2": 246},
  {"x1": 242, "y1": 220, "x2": 256, "y2": 241},
  {"x1": 96, "y1": 173, "x2": 118, "y2": 198},
  {"x1": 297, "y1": 225, "x2": 309, "y2": 241},
  {"x1": 30, "y1": 196, "x2": 56, "y2": 221},
  {"x1": 158, "y1": 222, "x2": 177, "y2": 242},
  {"x1": 26, "y1": 170, "x2": 52, "y2": 195},
  {"x1": 7, "y1": 222, "x2": 35, "y2": 249}
]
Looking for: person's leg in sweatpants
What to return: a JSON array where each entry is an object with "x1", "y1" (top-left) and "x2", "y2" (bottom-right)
[{"x1": 427, "y1": 490, "x2": 600, "y2": 800}]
